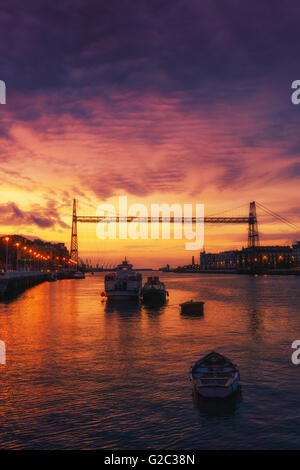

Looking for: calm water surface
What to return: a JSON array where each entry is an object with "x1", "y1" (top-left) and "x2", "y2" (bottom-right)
[{"x1": 0, "y1": 272, "x2": 300, "y2": 449}]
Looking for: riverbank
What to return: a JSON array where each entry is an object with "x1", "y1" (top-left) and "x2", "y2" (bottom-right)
[
  {"x1": 0, "y1": 271, "x2": 48, "y2": 299},
  {"x1": 0, "y1": 269, "x2": 81, "y2": 299}
]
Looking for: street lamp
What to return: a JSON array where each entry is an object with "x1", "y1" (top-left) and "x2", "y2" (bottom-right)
[
  {"x1": 3, "y1": 237, "x2": 10, "y2": 271},
  {"x1": 23, "y1": 246, "x2": 27, "y2": 270},
  {"x1": 14, "y1": 242, "x2": 20, "y2": 271},
  {"x1": 28, "y1": 249, "x2": 33, "y2": 270}
]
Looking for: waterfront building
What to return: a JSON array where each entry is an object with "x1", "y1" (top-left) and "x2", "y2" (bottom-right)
[
  {"x1": 200, "y1": 244, "x2": 296, "y2": 271},
  {"x1": 0, "y1": 235, "x2": 70, "y2": 271},
  {"x1": 240, "y1": 246, "x2": 293, "y2": 268},
  {"x1": 292, "y1": 241, "x2": 300, "y2": 267},
  {"x1": 200, "y1": 250, "x2": 240, "y2": 270}
]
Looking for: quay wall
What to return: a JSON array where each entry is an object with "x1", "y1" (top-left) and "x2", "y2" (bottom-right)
[{"x1": 0, "y1": 271, "x2": 49, "y2": 299}]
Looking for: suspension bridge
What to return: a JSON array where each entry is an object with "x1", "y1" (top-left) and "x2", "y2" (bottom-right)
[{"x1": 69, "y1": 200, "x2": 262, "y2": 266}]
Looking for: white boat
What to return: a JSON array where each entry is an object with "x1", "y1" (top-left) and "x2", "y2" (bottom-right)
[
  {"x1": 104, "y1": 258, "x2": 142, "y2": 300},
  {"x1": 189, "y1": 352, "x2": 240, "y2": 398},
  {"x1": 73, "y1": 271, "x2": 85, "y2": 279}
]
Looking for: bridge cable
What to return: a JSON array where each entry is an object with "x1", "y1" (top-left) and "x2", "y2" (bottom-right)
[
  {"x1": 256, "y1": 202, "x2": 300, "y2": 233},
  {"x1": 206, "y1": 202, "x2": 249, "y2": 217}
]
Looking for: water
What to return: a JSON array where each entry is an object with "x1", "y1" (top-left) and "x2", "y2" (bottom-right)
[{"x1": 0, "y1": 272, "x2": 299, "y2": 449}]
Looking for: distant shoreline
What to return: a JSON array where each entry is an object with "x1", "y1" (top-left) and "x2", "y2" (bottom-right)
[{"x1": 168, "y1": 269, "x2": 300, "y2": 276}]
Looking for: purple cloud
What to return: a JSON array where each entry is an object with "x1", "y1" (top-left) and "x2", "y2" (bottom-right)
[{"x1": 0, "y1": 201, "x2": 69, "y2": 229}]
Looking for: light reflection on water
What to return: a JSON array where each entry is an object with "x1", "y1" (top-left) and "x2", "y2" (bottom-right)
[{"x1": 0, "y1": 272, "x2": 299, "y2": 449}]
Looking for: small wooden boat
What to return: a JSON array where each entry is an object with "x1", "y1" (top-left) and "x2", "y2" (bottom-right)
[
  {"x1": 73, "y1": 271, "x2": 85, "y2": 279},
  {"x1": 142, "y1": 276, "x2": 168, "y2": 303},
  {"x1": 189, "y1": 352, "x2": 240, "y2": 398},
  {"x1": 180, "y1": 300, "x2": 204, "y2": 315},
  {"x1": 47, "y1": 273, "x2": 57, "y2": 282}
]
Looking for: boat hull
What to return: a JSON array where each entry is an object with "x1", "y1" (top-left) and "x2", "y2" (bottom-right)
[
  {"x1": 142, "y1": 289, "x2": 166, "y2": 303},
  {"x1": 192, "y1": 377, "x2": 240, "y2": 398},
  {"x1": 106, "y1": 290, "x2": 140, "y2": 300},
  {"x1": 180, "y1": 301, "x2": 204, "y2": 315}
]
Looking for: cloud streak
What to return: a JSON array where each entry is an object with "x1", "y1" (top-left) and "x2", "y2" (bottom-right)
[{"x1": 0, "y1": 201, "x2": 69, "y2": 230}]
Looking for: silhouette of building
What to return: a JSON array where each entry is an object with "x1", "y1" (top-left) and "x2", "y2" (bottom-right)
[
  {"x1": 0, "y1": 235, "x2": 69, "y2": 271},
  {"x1": 200, "y1": 243, "x2": 299, "y2": 270},
  {"x1": 292, "y1": 241, "x2": 300, "y2": 266}
]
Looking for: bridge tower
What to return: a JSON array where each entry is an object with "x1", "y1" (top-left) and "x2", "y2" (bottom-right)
[
  {"x1": 70, "y1": 198, "x2": 78, "y2": 266},
  {"x1": 248, "y1": 201, "x2": 259, "y2": 248}
]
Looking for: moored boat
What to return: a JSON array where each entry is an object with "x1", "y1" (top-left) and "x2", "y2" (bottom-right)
[
  {"x1": 73, "y1": 271, "x2": 85, "y2": 279},
  {"x1": 180, "y1": 300, "x2": 204, "y2": 315},
  {"x1": 189, "y1": 351, "x2": 240, "y2": 398},
  {"x1": 104, "y1": 258, "x2": 142, "y2": 300},
  {"x1": 142, "y1": 276, "x2": 168, "y2": 303}
]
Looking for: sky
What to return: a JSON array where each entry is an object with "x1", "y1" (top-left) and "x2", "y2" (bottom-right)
[{"x1": 0, "y1": 0, "x2": 300, "y2": 267}]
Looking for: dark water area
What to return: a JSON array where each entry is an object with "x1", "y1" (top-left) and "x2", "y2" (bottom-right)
[{"x1": 0, "y1": 272, "x2": 299, "y2": 449}]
